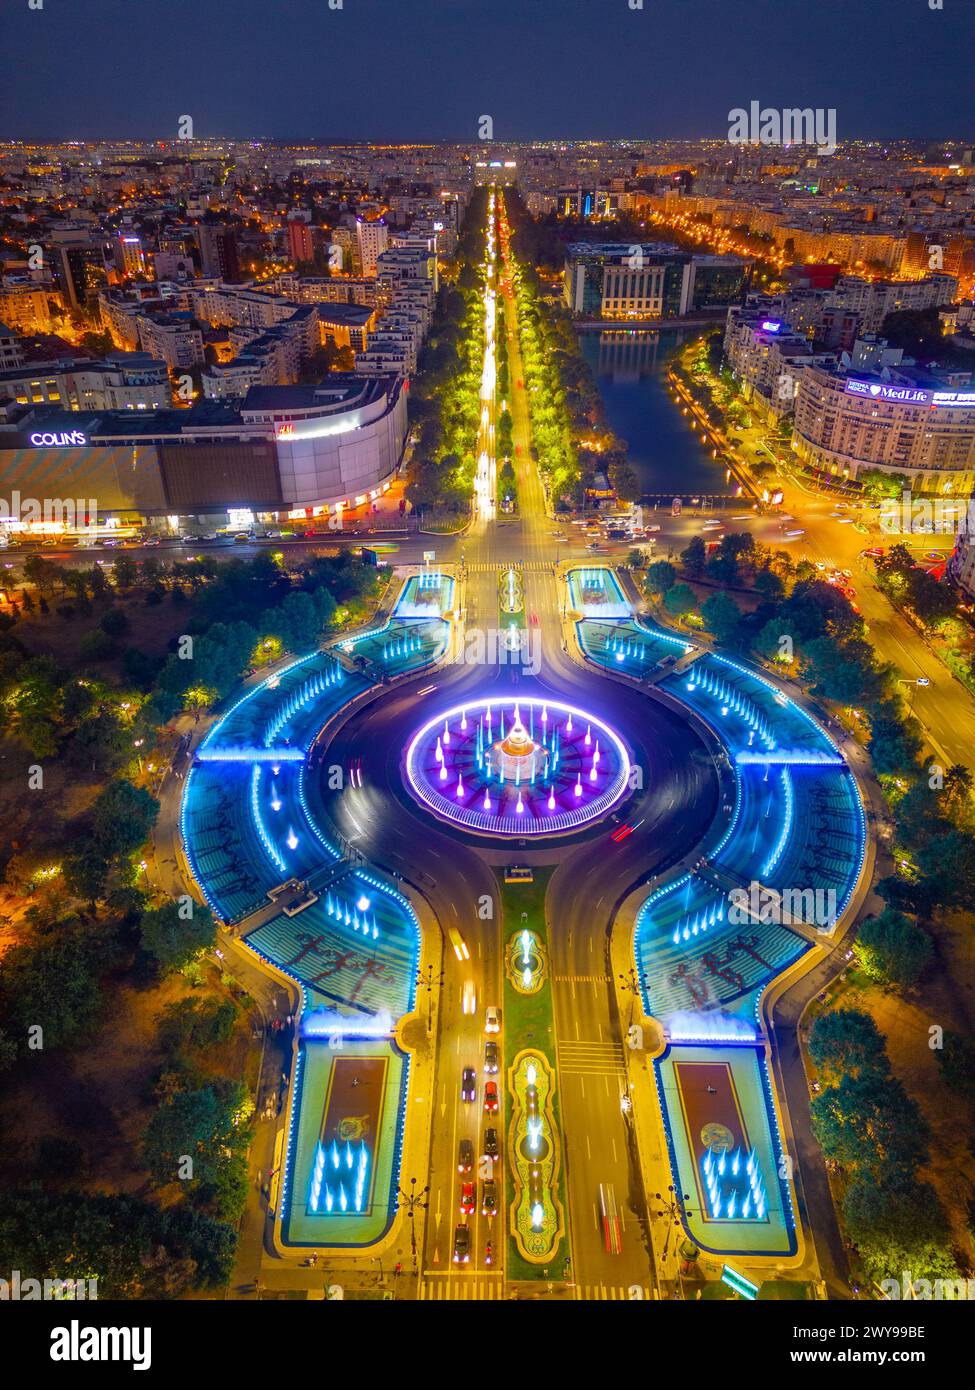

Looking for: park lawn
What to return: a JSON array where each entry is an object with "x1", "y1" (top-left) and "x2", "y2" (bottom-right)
[
  {"x1": 0, "y1": 959, "x2": 257, "y2": 1198},
  {"x1": 497, "y1": 867, "x2": 571, "y2": 1281}
]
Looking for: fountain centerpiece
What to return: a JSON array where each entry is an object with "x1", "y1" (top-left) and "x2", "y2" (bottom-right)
[{"x1": 404, "y1": 695, "x2": 632, "y2": 838}]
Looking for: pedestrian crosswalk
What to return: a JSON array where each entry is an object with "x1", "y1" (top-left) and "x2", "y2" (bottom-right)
[
  {"x1": 463, "y1": 560, "x2": 556, "y2": 573},
  {"x1": 556, "y1": 1039, "x2": 626, "y2": 1077},
  {"x1": 419, "y1": 1276, "x2": 504, "y2": 1300},
  {"x1": 418, "y1": 1278, "x2": 653, "y2": 1301},
  {"x1": 573, "y1": 1284, "x2": 654, "y2": 1301}
]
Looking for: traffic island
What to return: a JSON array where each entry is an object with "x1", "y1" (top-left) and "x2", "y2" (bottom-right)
[
  {"x1": 498, "y1": 868, "x2": 570, "y2": 1281},
  {"x1": 507, "y1": 1050, "x2": 566, "y2": 1266}
]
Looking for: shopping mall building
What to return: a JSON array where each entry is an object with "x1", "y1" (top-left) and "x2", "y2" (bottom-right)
[{"x1": 0, "y1": 374, "x2": 408, "y2": 535}]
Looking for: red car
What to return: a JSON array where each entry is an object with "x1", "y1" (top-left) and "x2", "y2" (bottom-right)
[
  {"x1": 459, "y1": 1181, "x2": 475, "y2": 1215},
  {"x1": 484, "y1": 1081, "x2": 499, "y2": 1113}
]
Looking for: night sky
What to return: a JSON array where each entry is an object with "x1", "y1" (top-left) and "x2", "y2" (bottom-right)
[{"x1": 3, "y1": 0, "x2": 974, "y2": 143}]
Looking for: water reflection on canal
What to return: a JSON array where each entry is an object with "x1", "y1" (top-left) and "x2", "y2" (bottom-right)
[{"x1": 580, "y1": 327, "x2": 731, "y2": 501}]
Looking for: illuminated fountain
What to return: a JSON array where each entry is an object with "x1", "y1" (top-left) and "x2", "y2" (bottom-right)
[{"x1": 404, "y1": 696, "x2": 631, "y2": 837}]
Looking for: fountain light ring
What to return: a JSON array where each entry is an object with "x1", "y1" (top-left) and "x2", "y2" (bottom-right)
[{"x1": 404, "y1": 695, "x2": 632, "y2": 838}]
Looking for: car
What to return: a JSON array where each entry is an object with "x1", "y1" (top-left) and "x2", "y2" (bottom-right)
[
  {"x1": 484, "y1": 1081, "x2": 499, "y2": 1113},
  {"x1": 485, "y1": 1005, "x2": 501, "y2": 1034},
  {"x1": 461, "y1": 1067, "x2": 477, "y2": 1103},
  {"x1": 483, "y1": 1128, "x2": 499, "y2": 1161},
  {"x1": 481, "y1": 1180, "x2": 498, "y2": 1217},
  {"x1": 460, "y1": 1181, "x2": 476, "y2": 1215},
  {"x1": 452, "y1": 1225, "x2": 470, "y2": 1264},
  {"x1": 484, "y1": 1041, "x2": 499, "y2": 1074},
  {"x1": 457, "y1": 1138, "x2": 474, "y2": 1173},
  {"x1": 462, "y1": 979, "x2": 477, "y2": 1016},
  {"x1": 599, "y1": 1183, "x2": 623, "y2": 1255},
  {"x1": 142, "y1": 536, "x2": 161, "y2": 547}
]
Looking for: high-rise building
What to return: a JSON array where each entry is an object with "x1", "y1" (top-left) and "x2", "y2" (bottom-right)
[
  {"x1": 197, "y1": 224, "x2": 242, "y2": 282},
  {"x1": 356, "y1": 219, "x2": 389, "y2": 277},
  {"x1": 287, "y1": 220, "x2": 316, "y2": 265},
  {"x1": 50, "y1": 241, "x2": 110, "y2": 313},
  {"x1": 115, "y1": 233, "x2": 146, "y2": 277}
]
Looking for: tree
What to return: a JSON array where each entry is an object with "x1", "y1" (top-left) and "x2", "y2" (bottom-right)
[
  {"x1": 100, "y1": 608, "x2": 130, "y2": 637},
  {"x1": 914, "y1": 829, "x2": 975, "y2": 911},
  {"x1": 90, "y1": 779, "x2": 159, "y2": 859},
  {"x1": 0, "y1": 1190, "x2": 237, "y2": 1296},
  {"x1": 0, "y1": 930, "x2": 105, "y2": 1051},
  {"x1": 680, "y1": 536, "x2": 707, "y2": 577},
  {"x1": 810, "y1": 1069, "x2": 928, "y2": 1178},
  {"x1": 663, "y1": 583, "x2": 697, "y2": 623},
  {"x1": 272, "y1": 590, "x2": 320, "y2": 654},
  {"x1": 700, "y1": 591, "x2": 743, "y2": 647},
  {"x1": 140, "y1": 901, "x2": 216, "y2": 975},
  {"x1": 842, "y1": 1171, "x2": 956, "y2": 1287},
  {"x1": 70, "y1": 710, "x2": 131, "y2": 775},
  {"x1": 158, "y1": 997, "x2": 238, "y2": 1054},
  {"x1": 854, "y1": 908, "x2": 933, "y2": 987},
  {"x1": 753, "y1": 567, "x2": 784, "y2": 602},
  {"x1": 143, "y1": 1081, "x2": 251, "y2": 1223},
  {"x1": 934, "y1": 1032, "x2": 975, "y2": 1102},
  {"x1": 868, "y1": 706, "x2": 923, "y2": 778},
  {"x1": 808, "y1": 1009, "x2": 888, "y2": 1079},
  {"x1": 803, "y1": 636, "x2": 884, "y2": 706},
  {"x1": 645, "y1": 560, "x2": 677, "y2": 597}
]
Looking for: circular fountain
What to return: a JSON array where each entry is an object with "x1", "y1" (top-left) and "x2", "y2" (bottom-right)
[{"x1": 404, "y1": 696, "x2": 631, "y2": 837}]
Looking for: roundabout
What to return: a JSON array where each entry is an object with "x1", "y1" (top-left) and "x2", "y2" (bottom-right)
[{"x1": 177, "y1": 555, "x2": 869, "y2": 1287}]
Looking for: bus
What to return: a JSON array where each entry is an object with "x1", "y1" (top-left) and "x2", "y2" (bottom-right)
[{"x1": 599, "y1": 1183, "x2": 622, "y2": 1254}]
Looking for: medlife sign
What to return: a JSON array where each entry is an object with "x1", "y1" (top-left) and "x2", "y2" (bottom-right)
[{"x1": 50, "y1": 1319, "x2": 151, "y2": 1372}]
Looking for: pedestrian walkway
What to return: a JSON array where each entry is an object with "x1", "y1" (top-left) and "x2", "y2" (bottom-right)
[
  {"x1": 572, "y1": 1283, "x2": 654, "y2": 1301},
  {"x1": 463, "y1": 559, "x2": 555, "y2": 573},
  {"x1": 553, "y1": 973, "x2": 611, "y2": 984},
  {"x1": 556, "y1": 1039, "x2": 625, "y2": 1076},
  {"x1": 419, "y1": 1275, "x2": 504, "y2": 1300}
]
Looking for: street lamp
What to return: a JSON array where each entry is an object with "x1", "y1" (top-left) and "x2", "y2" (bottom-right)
[
  {"x1": 416, "y1": 962, "x2": 445, "y2": 1035},
  {"x1": 654, "y1": 1185, "x2": 690, "y2": 1260},
  {"x1": 618, "y1": 966, "x2": 648, "y2": 1032},
  {"x1": 396, "y1": 1177, "x2": 429, "y2": 1276}
]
